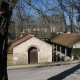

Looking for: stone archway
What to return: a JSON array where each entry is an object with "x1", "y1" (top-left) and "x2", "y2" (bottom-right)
[{"x1": 28, "y1": 47, "x2": 38, "y2": 64}]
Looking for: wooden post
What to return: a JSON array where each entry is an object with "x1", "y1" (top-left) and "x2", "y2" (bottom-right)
[
  {"x1": 56, "y1": 45, "x2": 57, "y2": 62},
  {"x1": 60, "y1": 46, "x2": 61, "y2": 61},
  {"x1": 65, "y1": 48, "x2": 67, "y2": 61},
  {"x1": 52, "y1": 44, "x2": 54, "y2": 62}
]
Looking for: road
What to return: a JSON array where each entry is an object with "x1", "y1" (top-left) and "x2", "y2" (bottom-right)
[{"x1": 8, "y1": 63, "x2": 80, "y2": 80}]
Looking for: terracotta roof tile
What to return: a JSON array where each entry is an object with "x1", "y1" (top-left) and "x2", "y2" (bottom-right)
[
  {"x1": 51, "y1": 33, "x2": 80, "y2": 48},
  {"x1": 9, "y1": 34, "x2": 34, "y2": 49}
]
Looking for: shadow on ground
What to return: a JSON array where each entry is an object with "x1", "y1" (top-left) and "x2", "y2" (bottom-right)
[{"x1": 47, "y1": 63, "x2": 80, "y2": 80}]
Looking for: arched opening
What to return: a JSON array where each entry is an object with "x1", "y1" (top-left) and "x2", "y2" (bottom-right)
[{"x1": 28, "y1": 47, "x2": 38, "y2": 64}]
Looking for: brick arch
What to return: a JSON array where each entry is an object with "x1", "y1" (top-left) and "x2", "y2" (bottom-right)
[{"x1": 26, "y1": 45, "x2": 40, "y2": 52}]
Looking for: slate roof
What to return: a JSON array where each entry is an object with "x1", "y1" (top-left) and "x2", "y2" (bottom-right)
[
  {"x1": 9, "y1": 34, "x2": 34, "y2": 49},
  {"x1": 51, "y1": 33, "x2": 80, "y2": 48}
]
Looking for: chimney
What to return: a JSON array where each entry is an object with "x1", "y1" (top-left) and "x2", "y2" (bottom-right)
[{"x1": 20, "y1": 32, "x2": 24, "y2": 38}]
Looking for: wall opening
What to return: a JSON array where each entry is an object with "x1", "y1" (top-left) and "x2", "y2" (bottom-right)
[{"x1": 28, "y1": 47, "x2": 38, "y2": 64}]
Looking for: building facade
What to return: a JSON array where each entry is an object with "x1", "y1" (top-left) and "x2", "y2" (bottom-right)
[{"x1": 10, "y1": 34, "x2": 52, "y2": 65}]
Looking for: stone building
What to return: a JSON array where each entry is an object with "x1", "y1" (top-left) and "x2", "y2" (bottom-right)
[{"x1": 9, "y1": 34, "x2": 52, "y2": 65}]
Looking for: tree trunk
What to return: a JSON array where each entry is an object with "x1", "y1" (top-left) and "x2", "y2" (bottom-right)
[{"x1": 0, "y1": 1, "x2": 12, "y2": 80}]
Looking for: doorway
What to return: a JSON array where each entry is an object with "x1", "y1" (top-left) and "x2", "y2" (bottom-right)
[{"x1": 28, "y1": 47, "x2": 38, "y2": 64}]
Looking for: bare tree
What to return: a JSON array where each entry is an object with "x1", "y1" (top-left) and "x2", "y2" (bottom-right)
[
  {"x1": 58, "y1": 0, "x2": 78, "y2": 33},
  {"x1": 0, "y1": 0, "x2": 79, "y2": 80},
  {"x1": 0, "y1": 1, "x2": 55, "y2": 79},
  {"x1": 0, "y1": 0, "x2": 18, "y2": 80},
  {"x1": 75, "y1": 0, "x2": 80, "y2": 27}
]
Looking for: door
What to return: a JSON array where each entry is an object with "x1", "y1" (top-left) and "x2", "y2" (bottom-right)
[{"x1": 28, "y1": 47, "x2": 38, "y2": 64}]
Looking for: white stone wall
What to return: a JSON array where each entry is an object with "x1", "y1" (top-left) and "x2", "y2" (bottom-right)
[
  {"x1": 73, "y1": 42, "x2": 80, "y2": 48},
  {"x1": 13, "y1": 37, "x2": 52, "y2": 65}
]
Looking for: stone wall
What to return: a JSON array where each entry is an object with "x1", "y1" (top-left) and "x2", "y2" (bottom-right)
[
  {"x1": 7, "y1": 54, "x2": 13, "y2": 66},
  {"x1": 13, "y1": 37, "x2": 52, "y2": 65},
  {"x1": 73, "y1": 42, "x2": 80, "y2": 48}
]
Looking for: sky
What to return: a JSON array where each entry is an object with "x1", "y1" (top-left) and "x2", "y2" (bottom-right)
[{"x1": 11, "y1": 0, "x2": 78, "y2": 26}]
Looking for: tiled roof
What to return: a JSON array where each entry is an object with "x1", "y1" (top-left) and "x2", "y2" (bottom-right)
[
  {"x1": 51, "y1": 33, "x2": 80, "y2": 48},
  {"x1": 9, "y1": 34, "x2": 34, "y2": 49}
]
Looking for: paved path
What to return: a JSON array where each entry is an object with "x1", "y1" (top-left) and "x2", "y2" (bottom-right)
[
  {"x1": 7, "y1": 60, "x2": 80, "y2": 70},
  {"x1": 8, "y1": 63, "x2": 80, "y2": 80}
]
